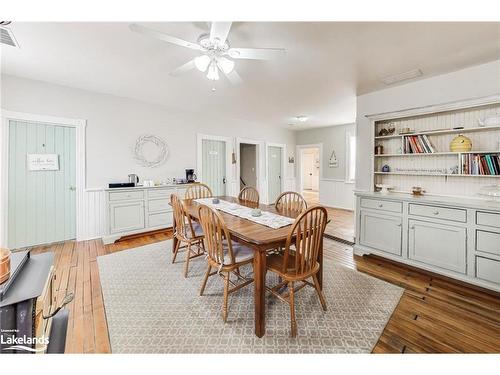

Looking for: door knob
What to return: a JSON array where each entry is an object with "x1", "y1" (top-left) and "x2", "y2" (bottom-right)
[{"x1": 69, "y1": 186, "x2": 76, "y2": 191}]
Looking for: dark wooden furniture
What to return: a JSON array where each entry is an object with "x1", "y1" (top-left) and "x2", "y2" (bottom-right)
[
  {"x1": 197, "y1": 204, "x2": 254, "y2": 322},
  {"x1": 266, "y1": 206, "x2": 328, "y2": 337},
  {"x1": 237, "y1": 186, "x2": 260, "y2": 205},
  {"x1": 181, "y1": 196, "x2": 324, "y2": 338},
  {"x1": 171, "y1": 194, "x2": 205, "y2": 278}
]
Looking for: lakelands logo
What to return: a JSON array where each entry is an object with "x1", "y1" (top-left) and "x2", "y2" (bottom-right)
[{"x1": 1, "y1": 332, "x2": 49, "y2": 353}]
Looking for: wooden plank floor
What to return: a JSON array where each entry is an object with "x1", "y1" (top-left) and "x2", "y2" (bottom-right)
[{"x1": 31, "y1": 231, "x2": 500, "y2": 353}]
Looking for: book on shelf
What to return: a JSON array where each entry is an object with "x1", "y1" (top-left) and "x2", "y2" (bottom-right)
[
  {"x1": 461, "y1": 153, "x2": 500, "y2": 175},
  {"x1": 403, "y1": 135, "x2": 435, "y2": 154}
]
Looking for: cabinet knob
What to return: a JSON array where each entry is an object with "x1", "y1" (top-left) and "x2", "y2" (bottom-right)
[
  {"x1": 378, "y1": 204, "x2": 383, "y2": 208},
  {"x1": 410, "y1": 225, "x2": 415, "y2": 229},
  {"x1": 396, "y1": 223, "x2": 402, "y2": 227},
  {"x1": 433, "y1": 210, "x2": 439, "y2": 215}
]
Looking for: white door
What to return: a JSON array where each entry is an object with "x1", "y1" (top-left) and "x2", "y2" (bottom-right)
[
  {"x1": 8, "y1": 120, "x2": 76, "y2": 249},
  {"x1": 302, "y1": 153, "x2": 314, "y2": 190},
  {"x1": 201, "y1": 139, "x2": 226, "y2": 196},
  {"x1": 267, "y1": 146, "x2": 282, "y2": 203}
]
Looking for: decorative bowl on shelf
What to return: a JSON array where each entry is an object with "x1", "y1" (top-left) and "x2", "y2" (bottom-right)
[
  {"x1": 375, "y1": 184, "x2": 393, "y2": 194},
  {"x1": 478, "y1": 185, "x2": 500, "y2": 202}
]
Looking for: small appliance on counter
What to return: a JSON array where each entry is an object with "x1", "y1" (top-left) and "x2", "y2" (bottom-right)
[
  {"x1": 186, "y1": 169, "x2": 197, "y2": 183},
  {"x1": 128, "y1": 173, "x2": 140, "y2": 186}
]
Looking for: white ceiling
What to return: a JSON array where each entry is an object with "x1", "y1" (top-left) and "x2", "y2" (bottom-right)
[{"x1": 2, "y1": 22, "x2": 499, "y2": 129}]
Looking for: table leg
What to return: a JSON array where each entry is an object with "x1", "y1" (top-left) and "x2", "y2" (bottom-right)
[
  {"x1": 318, "y1": 236, "x2": 323, "y2": 290},
  {"x1": 254, "y1": 249, "x2": 266, "y2": 338}
]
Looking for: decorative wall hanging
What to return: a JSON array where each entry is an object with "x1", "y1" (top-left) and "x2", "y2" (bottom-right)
[
  {"x1": 288, "y1": 156, "x2": 295, "y2": 164},
  {"x1": 27, "y1": 154, "x2": 59, "y2": 171},
  {"x1": 133, "y1": 135, "x2": 169, "y2": 168},
  {"x1": 329, "y1": 150, "x2": 338, "y2": 168}
]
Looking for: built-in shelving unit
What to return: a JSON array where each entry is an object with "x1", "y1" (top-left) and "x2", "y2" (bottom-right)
[{"x1": 372, "y1": 100, "x2": 500, "y2": 197}]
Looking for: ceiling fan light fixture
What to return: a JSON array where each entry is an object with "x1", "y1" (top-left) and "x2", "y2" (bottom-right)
[
  {"x1": 296, "y1": 115, "x2": 309, "y2": 123},
  {"x1": 217, "y1": 57, "x2": 235, "y2": 74},
  {"x1": 194, "y1": 55, "x2": 211, "y2": 72},
  {"x1": 207, "y1": 61, "x2": 220, "y2": 81}
]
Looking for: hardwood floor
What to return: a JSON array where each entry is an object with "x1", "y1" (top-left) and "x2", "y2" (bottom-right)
[
  {"x1": 31, "y1": 231, "x2": 500, "y2": 353},
  {"x1": 302, "y1": 190, "x2": 355, "y2": 243}
]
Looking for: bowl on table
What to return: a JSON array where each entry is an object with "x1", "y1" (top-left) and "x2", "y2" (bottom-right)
[{"x1": 251, "y1": 208, "x2": 262, "y2": 217}]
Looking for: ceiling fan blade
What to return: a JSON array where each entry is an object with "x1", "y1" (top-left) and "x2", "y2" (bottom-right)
[
  {"x1": 210, "y1": 22, "x2": 232, "y2": 45},
  {"x1": 227, "y1": 47, "x2": 286, "y2": 60},
  {"x1": 224, "y1": 69, "x2": 243, "y2": 85},
  {"x1": 130, "y1": 23, "x2": 203, "y2": 51},
  {"x1": 169, "y1": 59, "x2": 197, "y2": 77}
]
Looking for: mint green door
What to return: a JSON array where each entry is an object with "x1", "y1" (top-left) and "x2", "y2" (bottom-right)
[
  {"x1": 267, "y1": 146, "x2": 282, "y2": 203},
  {"x1": 201, "y1": 139, "x2": 226, "y2": 196},
  {"x1": 8, "y1": 120, "x2": 76, "y2": 249}
]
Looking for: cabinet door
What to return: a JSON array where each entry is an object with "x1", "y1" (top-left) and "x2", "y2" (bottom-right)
[
  {"x1": 109, "y1": 201, "x2": 145, "y2": 234},
  {"x1": 360, "y1": 211, "x2": 402, "y2": 256},
  {"x1": 408, "y1": 219, "x2": 466, "y2": 274}
]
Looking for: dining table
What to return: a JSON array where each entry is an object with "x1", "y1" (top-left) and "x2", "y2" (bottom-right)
[{"x1": 176, "y1": 195, "x2": 324, "y2": 338}]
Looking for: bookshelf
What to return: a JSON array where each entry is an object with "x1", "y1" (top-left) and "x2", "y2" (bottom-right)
[{"x1": 373, "y1": 101, "x2": 500, "y2": 197}]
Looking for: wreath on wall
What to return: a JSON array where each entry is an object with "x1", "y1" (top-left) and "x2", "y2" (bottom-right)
[{"x1": 133, "y1": 134, "x2": 169, "y2": 168}]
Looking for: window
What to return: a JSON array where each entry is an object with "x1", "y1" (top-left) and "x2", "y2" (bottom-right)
[{"x1": 346, "y1": 130, "x2": 356, "y2": 183}]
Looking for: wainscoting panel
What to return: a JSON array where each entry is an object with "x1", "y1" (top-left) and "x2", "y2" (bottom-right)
[
  {"x1": 319, "y1": 179, "x2": 355, "y2": 210},
  {"x1": 79, "y1": 188, "x2": 105, "y2": 240}
]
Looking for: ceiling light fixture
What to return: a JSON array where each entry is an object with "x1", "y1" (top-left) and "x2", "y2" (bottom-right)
[
  {"x1": 217, "y1": 56, "x2": 235, "y2": 74},
  {"x1": 194, "y1": 55, "x2": 211, "y2": 72},
  {"x1": 206, "y1": 61, "x2": 220, "y2": 81},
  {"x1": 381, "y1": 69, "x2": 423, "y2": 85},
  {"x1": 295, "y1": 115, "x2": 308, "y2": 123}
]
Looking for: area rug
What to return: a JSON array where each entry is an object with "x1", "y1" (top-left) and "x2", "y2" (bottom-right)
[{"x1": 97, "y1": 240, "x2": 403, "y2": 353}]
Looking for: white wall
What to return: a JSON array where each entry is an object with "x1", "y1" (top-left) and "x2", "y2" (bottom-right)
[
  {"x1": 356, "y1": 59, "x2": 500, "y2": 192},
  {"x1": 296, "y1": 123, "x2": 356, "y2": 210},
  {"x1": 1, "y1": 74, "x2": 296, "y2": 239}
]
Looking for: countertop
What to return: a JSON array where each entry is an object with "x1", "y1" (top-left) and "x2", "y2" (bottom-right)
[
  {"x1": 104, "y1": 183, "x2": 197, "y2": 191},
  {"x1": 355, "y1": 190, "x2": 500, "y2": 211}
]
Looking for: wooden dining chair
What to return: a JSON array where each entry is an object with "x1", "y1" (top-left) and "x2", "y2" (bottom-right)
[
  {"x1": 238, "y1": 186, "x2": 259, "y2": 204},
  {"x1": 171, "y1": 194, "x2": 205, "y2": 277},
  {"x1": 275, "y1": 191, "x2": 307, "y2": 213},
  {"x1": 197, "y1": 204, "x2": 254, "y2": 322},
  {"x1": 266, "y1": 205, "x2": 328, "y2": 337},
  {"x1": 185, "y1": 183, "x2": 213, "y2": 199}
]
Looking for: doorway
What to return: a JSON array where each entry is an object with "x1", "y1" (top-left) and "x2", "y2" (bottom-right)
[
  {"x1": 298, "y1": 146, "x2": 320, "y2": 204},
  {"x1": 7, "y1": 120, "x2": 77, "y2": 249},
  {"x1": 197, "y1": 134, "x2": 232, "y2": 197},
  {"x1": 239, "y1": 143, "x2": 257, "y2": 190},
  {"x1": 267, "y1": 144, "x2": 283, "y2": 204}
]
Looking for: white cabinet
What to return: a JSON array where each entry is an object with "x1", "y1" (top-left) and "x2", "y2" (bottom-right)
[
  {"x1": 359, "y1": 211, "x2": 402, "y2": 256},
  {"x1": 408, "y1": 219, "x2": 467, "y2": 274},
  {"x1": 109, "y1": 201, "x2": 145, "y2": 234},
  {"x1": 104, "y1": 185, "x2": 194, "y2": 244}
]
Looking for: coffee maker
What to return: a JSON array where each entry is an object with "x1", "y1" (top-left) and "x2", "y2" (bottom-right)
[{"x1": 185, "y1": 169, "x2": 197, "y2": 183}]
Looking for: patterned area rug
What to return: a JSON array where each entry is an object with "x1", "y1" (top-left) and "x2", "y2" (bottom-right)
[{"x1": 97, "y1": 240, "x2": 403, "y2": 353}]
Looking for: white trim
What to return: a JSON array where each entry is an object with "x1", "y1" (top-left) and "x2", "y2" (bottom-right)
[
  {"x1": 196, "y1": 133, "x2": 234, "y2": 196},
  {"x1": 235, "y1": 137, "x2": 262, "y2": 194},
  {"x1": 0, "y1": 110, "x2": 87, "y2": 246},
  {"x1": 365, "y1": 94, "x2": 500, "y2": 121},
  {"x1": 296, "y1": 143, "x2": 323, "y2": 193},
  {"x1": 345, "y1": 129, "x2": 356, "y2": 183},
  {"x1": 265, "y1": 142, "x2": 287, "y2": 205}
]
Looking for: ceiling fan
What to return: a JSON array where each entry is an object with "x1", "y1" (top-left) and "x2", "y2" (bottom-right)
[{"x1": 129, "y1": 22, "x2": 286, "y2": 84}]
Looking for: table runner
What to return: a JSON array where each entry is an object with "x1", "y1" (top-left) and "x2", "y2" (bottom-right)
[{"x1": 194, "y1": 198, "x2": 295, "y2": 229}]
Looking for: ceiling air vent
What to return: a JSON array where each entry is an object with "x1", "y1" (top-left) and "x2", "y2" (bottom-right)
[
  {"x1": 381, "y1": 68, "x2": 423, "y2": 85},
  {"x1": 0, "y1": 23, "x2": 19, "y2": 48}
]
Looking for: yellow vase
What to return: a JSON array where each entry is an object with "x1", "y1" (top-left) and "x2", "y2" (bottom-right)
[{"x1": 450, "y1": 134, "x2": 472, "y2": 152}]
